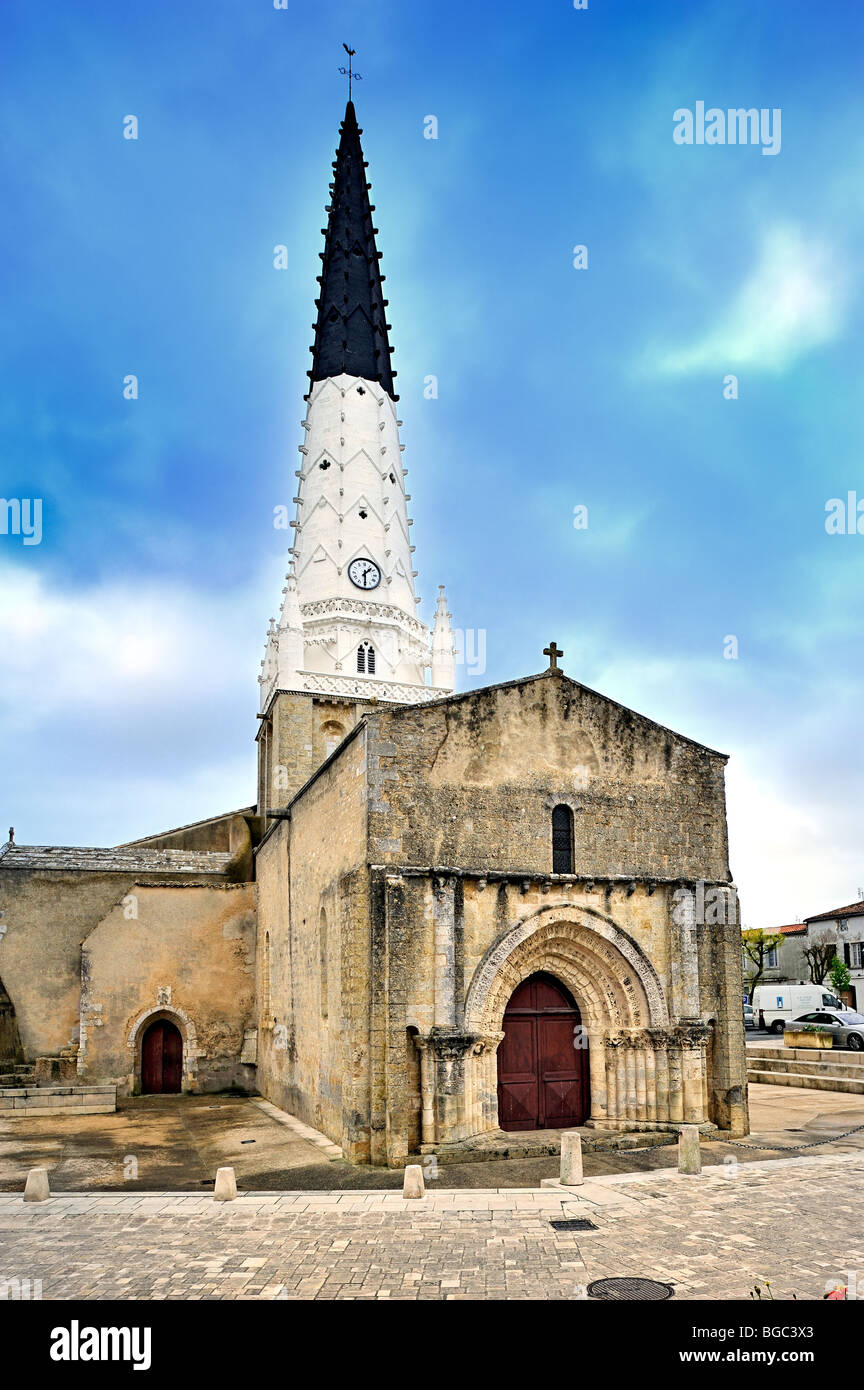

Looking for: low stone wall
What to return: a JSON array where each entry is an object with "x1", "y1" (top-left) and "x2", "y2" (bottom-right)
[
  {"x1": 0, "y1": 1084, "x2": 116, "y2": 1116},
  {"x1": 747, "y1": 1045, "x2": 864, "y2": 1095}
]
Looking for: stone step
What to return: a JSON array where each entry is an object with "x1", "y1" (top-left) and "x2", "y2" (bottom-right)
[
  {"x1": 748, "y1": 1067, "x2": 864, "y2": 1095},
  {"x1": 0, "y1": 1083, "x2": 117, "y2": 1116},
  {"x1": 750, "y1": 1056, "x2": 860, "y2": 1077}
]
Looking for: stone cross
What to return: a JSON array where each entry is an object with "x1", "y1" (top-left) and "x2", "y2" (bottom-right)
[{"x1": 544, "y1": 641, "x2": 563, "y2": 672}]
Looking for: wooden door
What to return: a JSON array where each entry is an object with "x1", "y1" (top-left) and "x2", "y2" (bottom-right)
[
  {"x1": 497, "y1": 974, "x2": 588, "y2": 1131},
  {"x1": 141, "y1": 1019, "x2": 183, "y2": 1094}
]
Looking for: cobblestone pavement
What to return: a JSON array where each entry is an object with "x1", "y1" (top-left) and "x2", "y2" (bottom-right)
[
  {"x1": 1, "y1": 1151, "x2": 861, "y2": 1301},
  {"x1": 3, "y1": 1085, "x2": 863, "y2": 1193}
]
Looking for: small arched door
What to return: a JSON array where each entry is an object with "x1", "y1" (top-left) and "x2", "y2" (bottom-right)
[
  {"x1": 497, "y1": 973, "x2": 589, "y2": 1131},
  {"x1": 141, "y1": 1019, "x2": 183, "y2": 1094}
]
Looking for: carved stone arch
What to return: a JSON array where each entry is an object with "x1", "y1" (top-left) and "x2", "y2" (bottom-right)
[
  {"x1": 490, "y1": 933, "x2": 638, "y2": 1034},
  {"x1": 127, "y1": 1003, "x2": 200, "y2": 1093},
  {"x1": 465, "y1": 903, "x2": 668, "y2": 1037}
]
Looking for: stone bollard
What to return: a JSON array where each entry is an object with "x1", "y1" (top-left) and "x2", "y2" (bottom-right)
[
  {"x1": 678, "y1": 1125, "x2": 701, "y2": 1175},
  {"x1": 560, "y1": 1130, "x2": 584, "y2": 1186},
  {"x1": 213, "y1": 1166, "x2": 238, "y2": 1202},
  {"x1": 403, "y1": 1164, "x2": 426, "y2": 1199},
  {"x1": 23, "y1": 1168, "x2": 51, "y2": 1202}
]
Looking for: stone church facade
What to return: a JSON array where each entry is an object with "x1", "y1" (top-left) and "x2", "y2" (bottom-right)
[
  {"x1": 254, "y1": 669, "x2": 747, "y2": 1165},
  {"x1": 0, "y1": 98, "x2": 748, "y2": 1158}
]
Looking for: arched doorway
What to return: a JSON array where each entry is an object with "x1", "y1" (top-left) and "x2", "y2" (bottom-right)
[
  {"x1": 497, "y1": 973, "x2": 588, "y2": 1131},
  {"x1": 141, "y1": 1019, "x2": 183, "y2": 1094}
]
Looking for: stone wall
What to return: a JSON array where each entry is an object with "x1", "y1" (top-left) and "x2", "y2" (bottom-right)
[
  {"x1": 255, "y1": 670, "x2": 748, "y2": 1165},
  {"x1": 255, "y1": 724, "x2": 372, "y2": 1159},
  {"x1": 257, "y1": 690, "x2": 376, "y2": 811},
  {"x1": 0, "y1": 851, "x2": 235, "y2": 1063},
  {"x1": 366, "y1": 673, "x2": 731, "y2": 880},
  {"x1": 79, "y1": 883, "x2": 256, "y2": 1094}
]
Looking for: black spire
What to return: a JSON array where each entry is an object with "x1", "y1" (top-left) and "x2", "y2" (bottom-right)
[{"x1": 307, "y1": 101, "x2": 397, "y2": 399}]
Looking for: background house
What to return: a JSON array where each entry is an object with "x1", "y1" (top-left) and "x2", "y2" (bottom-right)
[{"x1": 743, "y1": 902, "x2": 864, "y2": 1009}]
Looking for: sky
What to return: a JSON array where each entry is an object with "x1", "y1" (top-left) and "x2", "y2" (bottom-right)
[{"x1": 1, "y1": 0, "x2": 862, "y2": 927}]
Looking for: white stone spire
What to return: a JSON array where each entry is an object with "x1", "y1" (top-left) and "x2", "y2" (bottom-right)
[
  {"x1": 258, "y1": 101, "x2": 454, "y2": 713},
  {"x1": 431, "y1": 585, "x2": 456, "y2": 691}
]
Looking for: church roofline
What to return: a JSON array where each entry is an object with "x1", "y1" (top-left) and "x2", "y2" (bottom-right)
[
  {"x1": 256, "y1": 665, "x2": 728, "y2": 852},
  {"x1": 0, "y1": 844, "x2": 236, "y2": 875},
  {"x1": 119, "y1": 806, "x2": 256, "y2": 848},
  {"x1": 379, "y1": 669, "x2": 729, "y2": 761}
]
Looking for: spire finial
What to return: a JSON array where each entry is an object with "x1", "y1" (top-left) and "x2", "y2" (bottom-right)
[{"x1": 339, "y1": 44, "x2": 362, "y2": 102}]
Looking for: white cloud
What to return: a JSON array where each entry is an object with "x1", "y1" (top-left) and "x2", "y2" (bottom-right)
[
  {"x1": 726, "y1": 762, "x2": 863, "y2": 928},
  {"x1": 0, "y1": 560, "x2": 280, "y2": 843},
  {"x1": 654, "y1": 225, "x2": 850, "y2": 375},
  {"x1": 0, "y1": 561, "x2": 265, "y2": 728}
]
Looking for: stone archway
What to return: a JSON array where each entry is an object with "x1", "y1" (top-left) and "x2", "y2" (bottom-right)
[
  {"x1": 462, "y1": 906, "x2": 706, "y2": 1134},
  {"x1": 127, "y1": 1005, "x2": 199, "y2": 1094}
]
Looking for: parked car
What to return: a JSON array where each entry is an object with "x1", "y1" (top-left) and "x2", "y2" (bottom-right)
[
  {"x1": 790, "y1": 1009, "x2": 864, "y2": 1050},
  {"x1": 752, "y1": 983, "x2": 844, "y2": 1034},
  {"x1": 743, "y1": 1003, "x2": 757, "y2": 1030}
]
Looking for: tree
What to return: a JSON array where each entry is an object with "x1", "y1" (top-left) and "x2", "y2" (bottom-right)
[
  {"x1": 742, "y1": 929, "x2": 785, "y2": 1002},
  {"x1": 802, "y1": 929, "x2": 838, "y2": 985},
  {"x1": 829, "y1": 956, "x2": 851, "y2": 997}
]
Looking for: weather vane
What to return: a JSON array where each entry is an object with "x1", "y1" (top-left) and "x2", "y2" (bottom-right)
[{"x1": 338, "y1": 43, "x2": 362, "y2": 101}]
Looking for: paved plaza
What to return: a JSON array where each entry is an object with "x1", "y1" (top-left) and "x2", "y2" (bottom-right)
[
  {"x1": 3, "y1": 1083, "x2": 864, "y2": 1193},
  {"x1": 0, "y1": 1150, "x2": 862, "y2": 1301},
  {"x1": 2, "y1": 1083, "x2": 863, "y2": 1301}
]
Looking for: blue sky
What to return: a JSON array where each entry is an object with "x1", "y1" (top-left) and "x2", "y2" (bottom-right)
[{"x1": 1, "y1": 0, "x2": 862, "y2": 926}]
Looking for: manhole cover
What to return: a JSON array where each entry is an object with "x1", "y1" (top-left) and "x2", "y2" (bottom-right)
[
  {"x1": 550, "y1": 1218, "x2": 597, "y2": 1231},
  {"x1": 587, "y1": 1277, "x2": 673, "y2": 1301}
]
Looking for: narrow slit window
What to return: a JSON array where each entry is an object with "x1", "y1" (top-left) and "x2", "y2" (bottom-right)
[
  {"x1": 552, "y1": 804, "x2": 574, "y2": 874},
  {"x1": 357, "y1": 641, "x2": 375, "y2": 674}
]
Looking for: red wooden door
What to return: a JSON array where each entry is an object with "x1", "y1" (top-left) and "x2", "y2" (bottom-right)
[
  {"x1": 497, "y1": 974, "x2": 588, "y2": 1131},
  {"x1": 141, "y1": 1020, "x2": 183, "y2": 1094}
]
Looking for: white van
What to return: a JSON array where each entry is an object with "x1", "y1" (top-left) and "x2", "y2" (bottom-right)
[{"x1": 752, "y1": 983, "x2": 844, "y2": 1033}]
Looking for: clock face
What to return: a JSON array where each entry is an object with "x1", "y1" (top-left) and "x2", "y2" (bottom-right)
[{"x1": 348, "y1": 557, "x2": 381, "y2": 590}]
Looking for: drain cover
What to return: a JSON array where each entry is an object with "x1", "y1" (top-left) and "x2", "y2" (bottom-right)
[
  {"x1": 587, "y1": 1276, "x2": 673, "y2": 1301},
  {"x1": 550, "y1": 1218, "x2": 597, "y2": 1231}
]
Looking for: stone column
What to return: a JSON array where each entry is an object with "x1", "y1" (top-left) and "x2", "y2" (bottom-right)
[
  {"x1": 624, "y1": 1038, "x2": 637, "y2": 1122},
  {"x1": 644, "y1": 1044, "x2": 657, "y2": 1123},
  {"x1": 418, "y1": 1030, "x2": 500, "y2": 1146},
  {"x1": 414, "y1": 1036, "x2": 436, "y2": 1146},
  {"x1": 668, "y1": 1044, "x2": 684, "y2": 1124},
  {"x1": 615, "y1": 1043, "x2": 627, "y2": 1128},
  {"x1": 604, "y1": 1039, "x2": 619, "y2": 1123},
  {"x1": 651, "y1": 1032, "x2": 670, "y2": 1123},
  {"x1": 677, "y1": 1023, "x2": 710, "y2": 1125},
  {"x1": 634, "y1": 1037, "x2": 648, "y2": 1123},
  {"x1": 468, "y1": 1035, "x2": 503, "y2": 1137},
  {"x1": 587, "y1": 1028, "x2": 608, "y2": 1124},
  {"x1": 433, "y1": 876, "x2": 457, "y2": 1029}
]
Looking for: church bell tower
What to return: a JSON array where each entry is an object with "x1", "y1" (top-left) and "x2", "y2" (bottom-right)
[{"x1": 257, "y1": 100, "x2": 455, "y2": 814}]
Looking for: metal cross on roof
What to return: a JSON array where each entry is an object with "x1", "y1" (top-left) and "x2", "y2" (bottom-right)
[
  {"x1": 544, "y1": 641, "x2": 564, "y2": 672},
  {"x1": 339, "y1": 44, "x2": 363, "y2": 100}
]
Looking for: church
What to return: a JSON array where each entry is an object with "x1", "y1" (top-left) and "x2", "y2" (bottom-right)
[{"x1": 0, "y1": 100, "x2": 749, "y2": 1162}]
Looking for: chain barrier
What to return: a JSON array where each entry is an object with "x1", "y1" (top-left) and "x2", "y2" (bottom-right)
[{"x1": 604, "y1": 1122, "x2": 864, "y2": 1158}]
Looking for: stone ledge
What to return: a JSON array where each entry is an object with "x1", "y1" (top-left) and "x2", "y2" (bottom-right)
[
  {"x1": 747, "y1": 1067, "x2": 864, "y2": 1095},
  {"x1": 408, "y1": 1125, "x2": 682, "y2": 1168},
  {"x1": 0, "y1": 1084, "x2": 117, "y2": 1116}
]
